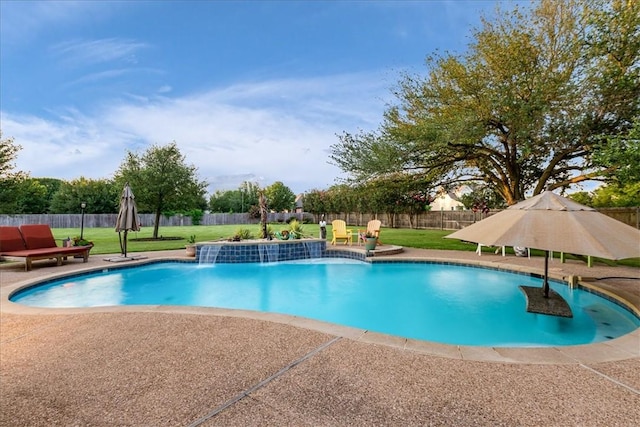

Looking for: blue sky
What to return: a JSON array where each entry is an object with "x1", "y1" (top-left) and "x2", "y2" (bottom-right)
[{"x1": 1, "y1": 0, "x2": 505, "y2": 195}]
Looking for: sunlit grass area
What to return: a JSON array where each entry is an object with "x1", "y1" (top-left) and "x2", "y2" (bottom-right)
[
  {"x1": 46, "y1": 224, "x2": 639, "y2": 268},
  {"x1": 52, "y1": 224, "x2": 477, "y2": 255}
]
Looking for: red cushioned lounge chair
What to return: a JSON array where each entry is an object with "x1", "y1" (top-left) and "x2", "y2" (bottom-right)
[{"x1": 0, "y1": 225, "x2": 92, "y2": 271}]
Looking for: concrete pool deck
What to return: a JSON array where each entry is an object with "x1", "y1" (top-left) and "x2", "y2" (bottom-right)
[{"x1": 1, "y1": 247, "x2": 639, "y2": 425}]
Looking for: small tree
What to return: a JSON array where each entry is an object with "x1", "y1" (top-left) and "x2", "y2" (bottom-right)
[
  {"x1": 0, "y1": 132, "x2": 28, "y2": 213},
  {"x1": 264, "y1": 181, "x2": 296, "y2": 212},
  {"x1": 115, "y1": 142, "x2": 208, "y2": 239},
  {"x1": 239, "y1": 181, "x2": 260, "y2": 213},
  {"x1": 209, "y1": 190, "x2": 237, "y2": 213},
  {"x1": 209, "y1": 181, "x2": 260, "y2": 213},
  {"x1": 303, "y1": 189, "x2": 329, "y2": 221}
]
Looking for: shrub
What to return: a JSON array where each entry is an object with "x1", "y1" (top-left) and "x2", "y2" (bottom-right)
[
  {"x1": 187, "y1": 209, "x2": 204, "y2": 225},
  {"x1": 231, "y1": 228, "x2": 253, "y2": 241},
  {"x1": 288, "y1": 219, "x2": 304, "y2": 239},
  {"x1": 72, "y1": 236, "x2": 91, "y2": 246}
]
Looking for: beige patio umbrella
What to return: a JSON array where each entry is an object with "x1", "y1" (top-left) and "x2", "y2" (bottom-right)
[
  {"x1": 446, "y1": 191, "x2": 640, "y2": 297},
  {"x1": 115, "y1": 183, "x2": 140, "y2": 258}
]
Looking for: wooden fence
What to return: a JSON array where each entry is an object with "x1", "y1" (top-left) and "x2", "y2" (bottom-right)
[
  {"x1": 1, "y1": 207, "x2": 637, "y2": 230},
  {"x1": 322, "y1": 207, "x2": 639, "y2": 230},
  {"x1": 0, "y1": 212, "x2": 312, "y2": 229},
  {"x1": 321, "y1": 210, "x2": 480, "y2": 230},
  {"x1": 596, "y1": 207, "x2": 639, "y2": 229}
]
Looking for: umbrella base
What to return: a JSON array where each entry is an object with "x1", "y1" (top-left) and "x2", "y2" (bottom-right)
[{"x1": 519, "y1": 286, "x2": 573, "y2": 318}]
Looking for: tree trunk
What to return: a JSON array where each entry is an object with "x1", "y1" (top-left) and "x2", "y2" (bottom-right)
[
  {"x1": 153, "y1": 210, "x2": 161, "y2": 239},
  {"x1": 259, "y1": 191, "x2": 268, "y2": 239}
]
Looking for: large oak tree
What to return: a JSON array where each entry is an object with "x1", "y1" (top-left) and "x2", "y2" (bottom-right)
[{"x1": 331, "y1": 0, "x2": 639, "y2": 205}]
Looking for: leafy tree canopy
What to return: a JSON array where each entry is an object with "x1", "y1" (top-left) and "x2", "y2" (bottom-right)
[
  {"x1": 209, "y1": 181, "x2": 261, "y2": 213},
  {"x1": 209, "y1": 190, "x2": 238, "y2": 213},
  {"x1": 457, "y1": 183, "x2": 507, "y2": 211},
  {"x1": 33, "y1": 178, "x2": 65, "y2": 213},
  {"x1": 49, "y1": 177, "x2": 119, "y2": 214},
  {"x1": 570, "y1": 182, "x2": 640, "y2": 207},
  {"x1": 356, "y1": 174, "x2": 435, "y2": 216},
  {"x1": 115, "y1": 142, "x2": 208, "y2": 238},
  {"x1": 331, "y1": 0, "x2": 640, "y2": 205},
  {"x1": 264, "y1": 181, "x2": 296, "y2": 213},
  {"x1": 12, "y1": 179, "x2": 49, "y2": 214},
  {"x1": 5, "y1": 177, "x2": 66, "y2": 214},
  {"x1": 592, "y1": 119, "x2": 640, "y2": 186},
  {"x1": 0, "y1": 132, "x2": 25, "y2": 182},
  {"x1": 301, "y1": 189, "x2": 329, "y2": 217},
  {"x1": 0, "y1": 132, "x2": 28, "y2": 213}
]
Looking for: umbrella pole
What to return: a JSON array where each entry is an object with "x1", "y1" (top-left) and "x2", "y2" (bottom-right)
[
  {"x1": 118, "y1": 232, "x2": 124, "y2": 255},
  {"x1": 123, "y1": 230, "x2": 128, "y2": 258},
  {"x1": 543, "y1": 250, "x2": 550, "y2": 298}
]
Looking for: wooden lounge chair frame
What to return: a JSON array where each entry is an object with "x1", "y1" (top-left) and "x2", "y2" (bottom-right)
[
  {"x1": 0, "y1": 225, "x2": 92, "y2": 271},
  {"x1": 357, "y1": 219, "x2": 382, "y2": 246},
  {"x1": 330, "y1": 220, "x2": 353, "y2": 245}
]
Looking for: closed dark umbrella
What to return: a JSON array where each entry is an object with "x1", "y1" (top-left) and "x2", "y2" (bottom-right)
[
  {"x1": 446, "y1": 191, "x2": 640, "y2": 297},
  {"x1": 115, "y1": 183, "x2": 140, "y2": 258}
]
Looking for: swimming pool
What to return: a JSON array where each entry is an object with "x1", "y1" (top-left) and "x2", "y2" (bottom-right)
[{"x1": 10, "y1": 259, "x2": 639, "y2": 347}]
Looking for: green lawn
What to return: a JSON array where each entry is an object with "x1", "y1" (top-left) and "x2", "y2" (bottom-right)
[
  {"x1": 46, "y1": 224, "x2": 639, "y2": 268},
  {"x1": 52, "y1": 224, "x2": 477, "y2": 254}
]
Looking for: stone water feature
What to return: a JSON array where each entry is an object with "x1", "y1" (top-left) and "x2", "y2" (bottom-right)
[{"x1": 196, "y1": 239, "x2": 326, "y2": 264}]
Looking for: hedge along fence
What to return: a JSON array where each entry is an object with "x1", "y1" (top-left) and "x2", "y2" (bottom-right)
[{"x1": 0, "y1": 207, "x2": 637, "y2": 230}]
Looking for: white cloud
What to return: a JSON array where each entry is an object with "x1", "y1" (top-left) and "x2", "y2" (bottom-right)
[
  {"x1": 50, "y1": 38, "x2": 149, "y2": 66},
  {"x1": 0, "y1": 2, "x2": 123, "y2": 48},
  {"x1": 3, "y1": 71, "x2": 393, "y2": 194}
]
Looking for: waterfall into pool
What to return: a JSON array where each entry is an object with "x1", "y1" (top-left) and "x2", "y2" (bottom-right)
[
  {"x1": 303, "y1": 241, "x2": 322, "y2": 259},
  {"x1": 198, "y1": 245, "x2": 221, "y2": 264},
  {"x1": 258, "y1": 244, "x2": 280, "y2": 263}
]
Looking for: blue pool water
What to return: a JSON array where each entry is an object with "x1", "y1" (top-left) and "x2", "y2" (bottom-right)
[{"x1": 10, "y1": 259, "x2": 639, "y2": 347}]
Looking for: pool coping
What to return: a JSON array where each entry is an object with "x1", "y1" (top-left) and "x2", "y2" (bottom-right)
[{"x1": 2, "y1": 250, "x2": 638, "y2": 365}]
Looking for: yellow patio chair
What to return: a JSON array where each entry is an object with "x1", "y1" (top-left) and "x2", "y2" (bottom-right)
[
  {"x1": 330, "y1": 220, "x2": 353, "y2": 245},
  {"x1": 357, "y1": 219, "x2": 382, "y2": 246}
]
